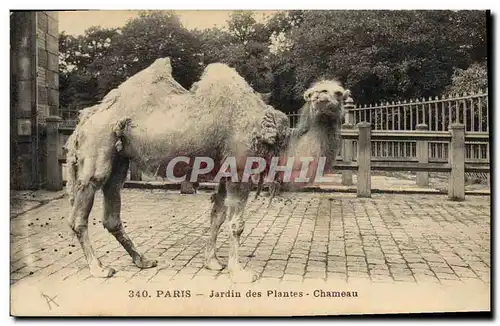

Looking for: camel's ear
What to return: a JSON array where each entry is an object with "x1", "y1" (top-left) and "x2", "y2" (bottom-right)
[
  {"x1": 303, "y1": 88, "x2": 314, "y2": 102},
  {"x1": 342, "y1": 89, "x2": 352, "y2": 101}
]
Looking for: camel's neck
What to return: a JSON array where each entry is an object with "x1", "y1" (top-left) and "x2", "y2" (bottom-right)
[
  {"x1": 285, "y1": 119, "x2": 342, "y2": 169},
  {"x1": 310, "y1": 122, "x2": 341, "y2": 154}
]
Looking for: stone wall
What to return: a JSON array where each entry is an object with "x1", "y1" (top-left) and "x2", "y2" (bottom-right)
[
  {"x1": 10, "y1": 11, "x2": 59, "y2": 190},
  {"x1": 36, "y1": 11, "x2": 59, "y2": 122}
]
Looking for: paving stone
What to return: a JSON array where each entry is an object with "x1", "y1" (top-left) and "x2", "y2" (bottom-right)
[
  {"x1": 10, "y1": 190, "x2": 490, "y2": 286},
  {"x1": 282, "y1": 274, "x2": 303, "y2": 282},
  {"x1": 327, "y1": 272, "x2": 347, "y2": 281}
]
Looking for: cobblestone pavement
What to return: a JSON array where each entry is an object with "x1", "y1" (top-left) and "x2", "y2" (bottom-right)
[{"x1": 10, "y1": 189, "x2": 490, "y2": 286}]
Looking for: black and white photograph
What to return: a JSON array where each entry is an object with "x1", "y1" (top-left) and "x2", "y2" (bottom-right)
[{"x1": 8, "y1": 8, "x2": 491, "y2": 316}]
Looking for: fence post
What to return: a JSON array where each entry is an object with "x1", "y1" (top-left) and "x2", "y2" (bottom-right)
[
  {"x1": 45, "y1": 116, "x2": 63, "y2": 191},
  {"x1": 416, "y1": 123, "x2": 429, "y2": 186},
  {"x1": 180, "y1": 181, "x2": 196, "y2": 194},
  {"x1": 344, "y1": 96, "x2": 355, "y2": 125},
  {"x1": 342, "y1": 96, "x2": 356, "y2": 186},
  {"x1": 130, "y1": 161, "x2": 142, "y2": 181},
  {"x1": 341, "y1": 122, "x2": 354, "y2": 186},
  {"x1": 357, "y1": 122, "x2": 371, "y2": 198},
  {"x1": 449, "y1": 123, "x2": 465, "y2": 201}
]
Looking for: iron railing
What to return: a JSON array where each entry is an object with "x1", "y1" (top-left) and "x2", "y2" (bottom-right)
[{"x1": 287, "y1": 92, "x2": 490, "y2": 164}]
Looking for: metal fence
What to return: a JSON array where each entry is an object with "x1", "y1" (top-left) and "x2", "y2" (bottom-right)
[
  {"x1": 288, "y1": 92, "x2": 488, "y2": 132},
  {"x1": 350, "y1": 92, "x2": 488, "y2": 132},
  {"x1": 58, "y1": 106, "x2": 80, "y2": 128},
  {"x1": 57, "y1": 92, "x2": 489, "y2": 182},
  {"x1": 287, "y1": 92, "x2": 490, "y2": 164}
]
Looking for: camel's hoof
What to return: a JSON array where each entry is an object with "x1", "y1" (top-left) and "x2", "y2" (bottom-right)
[
  {"x1": 204, "y1": 257, "x2": 225, "y2": 271},
  {"x1": 230, "y1": 269, "x2": 259, "y2": 283},
  {"x1": 134, "y1": 256, "x2": 158, "y2": 269},
  {"x1": 90, "y1": 266, "x2": 116, "y2": 278}
]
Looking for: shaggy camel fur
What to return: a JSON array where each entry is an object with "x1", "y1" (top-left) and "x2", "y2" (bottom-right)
[
  {"x1": 284, "y1": 79, "x2": 350, "y2": 183},
  {"x1": 257, "y1": 80, "x2": 351, "y2": 200},
  {"x1": 65, "y1": 57, "x2": 289, "y2": 282},
  {"x1": 65, "y1": 56, "x2": 350, "y2": 283}
]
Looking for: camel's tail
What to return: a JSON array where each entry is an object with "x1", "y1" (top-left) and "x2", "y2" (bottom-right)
[
  {"x1": 63, "y1": 105, "x2": 103, "y2": 206},
  {"x1": 64, "y1": 132, "x2": 79, "y2": 207}
]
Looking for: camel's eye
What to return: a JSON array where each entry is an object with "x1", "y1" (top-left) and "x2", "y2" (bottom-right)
[{"x1": 334, "y1": 91, "x2": 343, "y2": 97}]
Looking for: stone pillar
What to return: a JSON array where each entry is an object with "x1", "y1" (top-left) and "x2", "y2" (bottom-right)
[
  {"x1": 10, "y1": 11, "x2": 59, "y2": 190},
  {"x1": 180, "y1": 181, "x2": 196, "y2": 194},
  {"x1": 45, "y1": 116, "x2": 63, "y2": 190},
  {"x1": 341, "y1": 96, "x2": 356, "y2": 186},
  {"x1": 343, "y1": 97, "x2": 355, "y2": 125},
  {"x1": 449, "y1": 124, "x2": 465, "y2": 201},
  {"x1": 357, "y1": 122, "x2": 371, "y2": 198},
  {"x1": 37, "y1": 12, "x2": 59, "y2": 190},
  {"x1": 341, "y1": 122, "x2": 354, "y2": 186},
  {"x1": 37, "y1": 11, "x2": 59, "y2": 119},
  {"x1": 130, "y1": 162, "x2": 142, "y2": 181},
  {"x1": 11, "y1": 11, "x2": 37, "y2": 189},
  {"x1": 416, "y1": 123, "x2": 429, "y2": 187}
]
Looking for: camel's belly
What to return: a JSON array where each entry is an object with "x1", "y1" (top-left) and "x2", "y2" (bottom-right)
[{"x1": 125, "y1": 114, "x2": 256, "y2": 181}]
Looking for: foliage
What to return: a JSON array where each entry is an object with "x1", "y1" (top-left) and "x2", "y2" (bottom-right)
[
  {"x1": 444, "y1": 62, "x2": 488, "y2": 96},
  {"x1": 59, "y1": 11, "x2": 203, "y2": 112},
  {"x1": 271, "y1": 10, "x2": 488, "y2": 109},
  {"x1": 193, "y1": 11, "x2": 274, "y2": 92},
  {"x1": 59, "y1": 10, "x2": 488, "y2": 115},
  {"x1": 59, "y1": 28, "x2": 119, "y2": 113},
  {"x1": 90, "y1": 11, "x2": 203, "y2": 98}
]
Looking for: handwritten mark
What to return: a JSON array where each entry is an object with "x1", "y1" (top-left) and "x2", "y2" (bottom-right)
[{"x1": 41, "y1": 292, "x2": 59, "y2": 310}]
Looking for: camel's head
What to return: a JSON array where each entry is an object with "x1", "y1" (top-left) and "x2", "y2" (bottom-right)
[{"x1": 303, "y1": 80, "x2": 351, "y2": 122}]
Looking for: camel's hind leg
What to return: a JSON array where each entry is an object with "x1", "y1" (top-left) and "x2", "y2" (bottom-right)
[
  {"x1": 102, "y1": 156, "x2": 157, "y2": 270},
  {"x1": 204, "y1": 180, "x2": 227, "y2": 271},
  {"x1": 68, "y1": 158, "x2": 115, "y2": 278}
]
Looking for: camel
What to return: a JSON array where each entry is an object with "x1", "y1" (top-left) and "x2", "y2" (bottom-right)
[
  {"x1": 257, "y1": 79, "x2": 350, "y2": 200},
  {"x1": 65, "y1": 57, "x2": 350, "y2": 283}
]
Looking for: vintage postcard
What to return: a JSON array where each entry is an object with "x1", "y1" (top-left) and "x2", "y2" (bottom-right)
[{"x1": 10, "y1": 9, "x2": 490, "y2": 316}]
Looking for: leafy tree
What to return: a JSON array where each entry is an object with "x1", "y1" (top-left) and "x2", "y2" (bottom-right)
[
  {"x1": 266, "y1": 10, "x2": 304, "y2": 36},
  {"x1": 192, "y1": 27, "x2": 233, "y2": 65},
  {"x1": 445, "y1": 62, "x2": 488, "y2": 96},
  {"x1": 59, "y1": 27, "x2": 120, "y2": 115},
  {"x1": 58, "y1": 10, "x2": 488, "y2": 117},
  {"x1": 443, "y1": 62, "x2": 488, "y2": 133},
  {"x1": 227, "y1": 11, "x2": 258, "y2": 43},
  {"x1": 90, "y1": 10, "x2": 203, "y2": 98},
  {"x1": 194, "y1": 11, "x2": 274, "y2": 92},
  {"x1": 269, "y1": 10, "x2": 487, "y2": 110},
  {"x1": 264, "y1": 11, "x2": 307, "y2": 111}
]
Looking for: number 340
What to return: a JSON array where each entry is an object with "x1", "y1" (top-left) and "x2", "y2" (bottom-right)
[{"x1": 129, "y1": 290, "x2": 151, "y2": 298}]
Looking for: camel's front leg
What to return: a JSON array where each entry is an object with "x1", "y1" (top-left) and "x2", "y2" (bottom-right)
[
  {"x1": 225, "y1": 182, "x2": 258, "y2": 283},
  {"x1": 204, "y1": 182, "x2": 227, "y2": 271}
]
